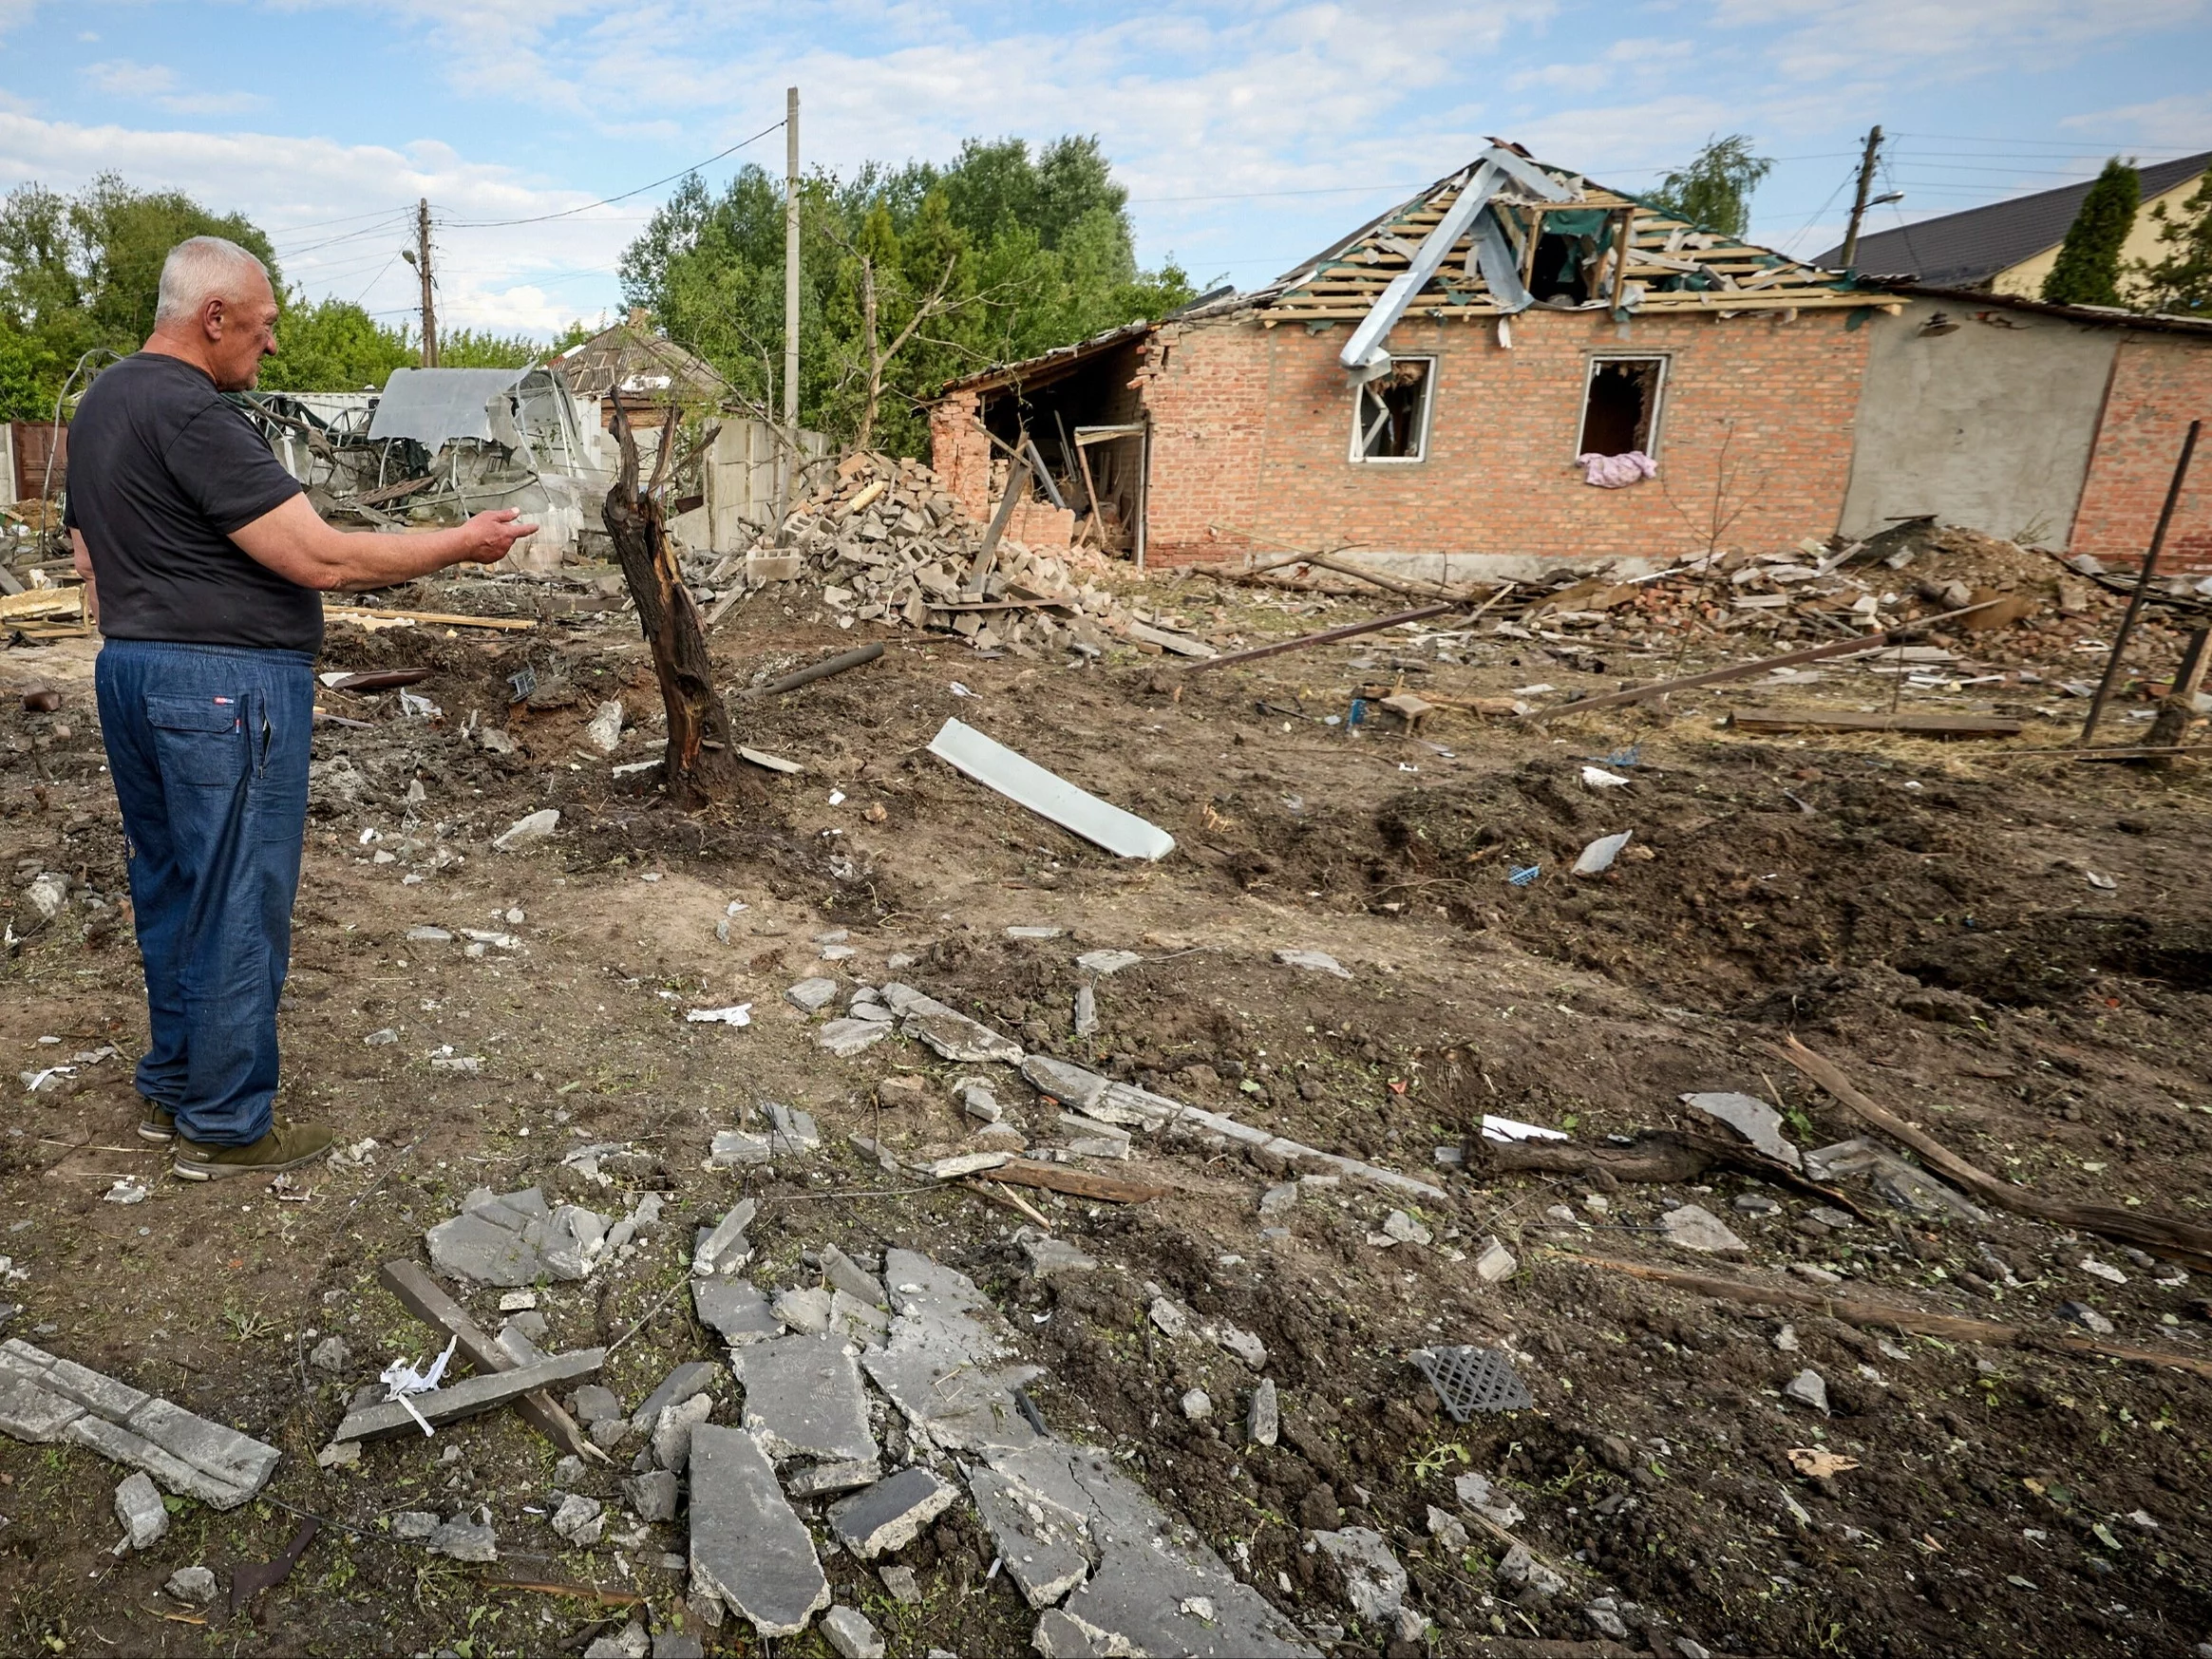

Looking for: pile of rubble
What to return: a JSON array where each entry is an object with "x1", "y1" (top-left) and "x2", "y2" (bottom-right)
[
  {"x1": 1499, "y1": 522, "x2": 2206, "y2": 665},
  {"x1": 767, "y1": 453, "x2": 1216, "y2": 660}
]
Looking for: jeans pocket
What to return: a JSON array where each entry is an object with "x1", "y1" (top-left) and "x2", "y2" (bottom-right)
[{"x1": 146, "y1": 694, "x2": 245, "y2": 789}]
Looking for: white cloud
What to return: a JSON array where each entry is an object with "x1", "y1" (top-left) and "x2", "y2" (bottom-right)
[
  {"x1": 84, "y1": 59, "x2": 267, "y2": 115},
  {"x1": 0, "y1": 111, "x2": 630, "y2": 336},
  {"x1": 1711, "y1": 0, "x2": 2211, "y2": 83},
  {"x1": 2062, "y1": 92, "x2": 2212, "y2": 152}
]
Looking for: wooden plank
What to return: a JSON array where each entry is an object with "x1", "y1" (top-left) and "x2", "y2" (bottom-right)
[
  {"x1": 1527, "y1": 597, "x2": 2011, "y2": 720},
  {"x1": 326, "y1": 605, "x2": 537, "y2": 632},
  {"x1": 0, "y1": 589, "x2": 82, "y2": 622},
  {"x1": 331, "y1": 1348, "x2": 607, "y2": 1443},
  {"x1": 990, "y1": 1159, "x2": 1169, "y2": 1204},
  {"x1": 1568, "y1": 1254, "x2": 2212, "y2": 1383},
  {"x1": 1726, "y1": 708, "x2": 2023, "y2": 737},
  {"x1": 376, "y1": 1261, "x2": 598, "y2": 1461}
]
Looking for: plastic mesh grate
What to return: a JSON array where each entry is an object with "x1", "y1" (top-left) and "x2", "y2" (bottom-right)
[{"x1": 1411, "y1": 1346, "x2": 1533, "y2": 1422}]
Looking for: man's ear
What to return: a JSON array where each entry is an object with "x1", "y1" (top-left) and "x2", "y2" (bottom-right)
[{"x1": 202, "y1": 297, "x2": 227, "y2": 339}]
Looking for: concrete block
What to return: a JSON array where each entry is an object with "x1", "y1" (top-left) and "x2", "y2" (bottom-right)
[
  {"x1": 827, "y1": 1465, "x2": 958, "y2": 1558},
  {"x1": 822, "y1": 1605, "x2": 886, "y2": 1659},
  {"x1": 114, "y1": 1471, "x2": 168, "y2": 1550},
  {"x1": 653, "y1": 1392, "x2": 715, "y2": 1473},
  {"x1": 631, "y1": 1362, "x2": 719, "y2": 1433},
  {"x1": 626, "y1": 1469, "x2": 680, "y2": 1523}
]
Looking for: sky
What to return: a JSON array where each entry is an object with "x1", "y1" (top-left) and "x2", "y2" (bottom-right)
[{"x1": 1, "y1": 0, "x2": 2207, "y2": 342}]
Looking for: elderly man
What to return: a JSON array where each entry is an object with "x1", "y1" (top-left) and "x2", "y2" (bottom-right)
[{"x1": 66, "y1": 236, "x2": 537, "y2": 1179}]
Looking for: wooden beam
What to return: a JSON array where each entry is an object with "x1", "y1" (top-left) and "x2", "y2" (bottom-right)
[
  {"x1": 1526, "y1": 598, "x2": 2011, "y2": 721},
  {"x1": 325, "y1": 605, "x2": 537, "y2": 632},
  {"x1": 1566, "y1": 1254, "x2": 2212, "y2": 1383},
  {"x1": 1726, "y1": 709, "x2": 2023, "y2": 737},
  {"x1": 375, "y1": 1261, "x2": 601, "y2": 1461},
  {"x1": 990, "y1": 1159, "x2": 1169, "y2": 1204},
  {"x1": 331, "y1": 1348, "x2": 608, "y2": 1442}
]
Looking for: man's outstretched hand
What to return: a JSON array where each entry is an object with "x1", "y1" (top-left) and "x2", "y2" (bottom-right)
[{"x1": 456, "y1": 509, "x2": 539, "y2": 565}]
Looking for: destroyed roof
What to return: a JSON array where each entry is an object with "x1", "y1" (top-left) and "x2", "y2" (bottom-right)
[
  {"x1": 550, "y1": 316, "x2": 732, "y2": 404},
  {"x1": 1820, "y1": 152, "x2": 2212, "y2": 287},
  {"x1": 939, "y1": 319, "x2": 1155, "y2": 396},
  {"x1": 1252, "y1": 146, "x2": 1882, "y2": 323},
  {"x1": 367, "y1": 368, "x2": 533, "y2": 445}
]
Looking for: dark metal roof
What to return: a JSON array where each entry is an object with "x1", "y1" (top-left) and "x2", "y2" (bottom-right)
[
  {"x1": 1819, "y1": 152, "x2": 2211, "y2": 287},
  {"x1": 1899, "y1": 285, "x2": 2212, "y2": 337}
]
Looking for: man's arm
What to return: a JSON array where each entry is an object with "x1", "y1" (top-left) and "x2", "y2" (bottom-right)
[
  {"x1": 228, "y1": 496, "x2": 539, "y2": 592},
  {"x1": 69, "y1": 530, "x2": 99, "y2": 625}
]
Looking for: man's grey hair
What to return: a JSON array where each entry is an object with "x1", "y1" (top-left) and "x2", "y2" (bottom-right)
[{"x1": 154, "y1": 236, "x2": 272, "y2": 328}]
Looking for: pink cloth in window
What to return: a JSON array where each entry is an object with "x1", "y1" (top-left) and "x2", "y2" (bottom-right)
[{"x1": 1577, "y1": 451, "x2": 1658, "y2": 488}]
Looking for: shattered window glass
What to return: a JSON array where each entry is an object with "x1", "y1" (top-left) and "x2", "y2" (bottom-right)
[{"x1": 1352, "y1": 357, "x2": 1434, "y2": 463}]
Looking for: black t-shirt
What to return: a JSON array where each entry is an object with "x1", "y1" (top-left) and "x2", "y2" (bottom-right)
[{"x1": 65, "y1": 353, "x2": 318, "y2": 652}]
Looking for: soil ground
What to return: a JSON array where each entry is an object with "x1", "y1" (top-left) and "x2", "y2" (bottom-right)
[{"x1": 1, "y1": 560, "x2": 2209, "y2": 1659}]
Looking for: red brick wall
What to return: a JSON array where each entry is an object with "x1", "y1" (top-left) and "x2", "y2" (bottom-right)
[
  {"x1": 1138, "y1": 308, "x2": 1873, "y2": 566},
  {"x1": 2070, "y1": 333, "x2": 2212, "y2": 575},
  {"x1": 928, "y1": 393, "x2": 993, "y2": 523}
]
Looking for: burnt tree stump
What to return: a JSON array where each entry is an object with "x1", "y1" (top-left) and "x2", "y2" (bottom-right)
[{"x1": 601, "y1": 408, "x2": 753, "y2": 811}]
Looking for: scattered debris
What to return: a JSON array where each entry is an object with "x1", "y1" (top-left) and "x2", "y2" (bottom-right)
[
  {"x1": 1680, "y1": 1091, "x2": 1803, "y2": 1170},
  {"x1": 928, "y1": 719, "x2": 1174, "y2": 860},
  {"x1": 1410, "y1": 1347, "x2": 1534, "y2": 1421},
  {"x1": 1658, "y1": 1204, "x2": 1749, "y2": 1254},
  {"x1": 0, "y1": 1339, "x2": 280, "y2": 1508}
]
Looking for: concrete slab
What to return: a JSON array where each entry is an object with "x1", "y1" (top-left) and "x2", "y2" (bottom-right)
[
  {"x1": 694, "y1": 1280, "x2": 781, "y2": 1348},
  {"x1": 968, "y1": 1465, "x2": 1091, "y2": 1608},
  {"x1": 738, "y1": 1334, "x2": 877, "y2": 1464},
  {"x1": 826, "y1": 1465, "x2": 958, "y2": 1558},
  {"x1": 990, "y1": 1442, "x2": 1315, "y2": 1656},
  {"x1": 902, "y1": 1003, "x2": 1024, "y2": 1065},
  {"x1": 819, "y1": 1018, "x2": 892, "y2": 1058},
  {"x1": 688, "y1": 1426, "x2": 830, "y2": 1637}
]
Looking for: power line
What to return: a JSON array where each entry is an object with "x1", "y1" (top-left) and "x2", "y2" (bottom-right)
[{"x1": 442, "y1": 117, "x2": 787, "y2": 228}]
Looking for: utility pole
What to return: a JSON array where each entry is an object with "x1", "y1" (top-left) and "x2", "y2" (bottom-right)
[
  {"x1": 1839, "y1": 125, "x2": 1884, "y2": 271},
  {"x1": 778, "y1": 85, "x2": 801, "y2": 524},
  {"x1": 413, "y1": 198, "x2": 439, "y2": 368}
]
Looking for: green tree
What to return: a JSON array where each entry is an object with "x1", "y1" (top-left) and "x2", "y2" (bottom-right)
[
  {"x1": 0, "y1": 318, "x2": 59, "y2": 422},
  {"x1": 1649, "y1": 135, "x2": 1774, "y2": 239},
  {"x1": 2043, "y1": 158, "x2": 2139, "y2": 307},
  {"x1": 0, "y1": 173, "x2": 282, "y2": 414},
  {"x1": 259, "y1": 292, "x2": 416, "y2": 392},
  {"x1": 2131, "y1": 167, "x2": 2212, "y2": 314},
  {"x1": 619, "y1": 134, "x2": 1192, "y2": 456}
]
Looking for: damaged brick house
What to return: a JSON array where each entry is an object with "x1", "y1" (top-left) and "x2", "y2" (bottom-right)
[{"x1": 930, "y1": 142, "x2": 2212, "y2": 575}]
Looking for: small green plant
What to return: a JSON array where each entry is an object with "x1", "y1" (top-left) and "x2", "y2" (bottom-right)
[
  {"x1": 1411, "y1": 1442, "x2": 1470, "y2": 1480},
  {"x1": 222, "y1": 1304, "x2": 276, "y2": 1344}
]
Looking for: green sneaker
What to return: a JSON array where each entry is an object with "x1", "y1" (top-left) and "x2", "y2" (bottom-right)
[
  {"x1": 172, "y1": 1122, "x2": 336, "y2": 1182},
  {"x1": 137, "y1": 1100, "x2": 177, "y2": 1144}
]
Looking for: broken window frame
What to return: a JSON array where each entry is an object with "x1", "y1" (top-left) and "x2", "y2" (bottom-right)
[
  {"x1": 1347, "y1": 354, "x2": 1437, "y2": 466},
  {"x1": 1575, "y1": 353, "x2": 1669, "y2": 460}
]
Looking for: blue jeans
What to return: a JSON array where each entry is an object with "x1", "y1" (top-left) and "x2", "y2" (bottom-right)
[{"x1": 95, "y1": 640, "x2": 313, "y2": 1146}]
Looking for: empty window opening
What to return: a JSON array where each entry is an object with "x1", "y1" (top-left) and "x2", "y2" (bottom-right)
[
  {"x1": 1578, "y1": 357, "x2": 1665, "y2": 457},
  {"x1": 1352, "y1": 357, "x2": 1434, "y2": 462},
  {"x1": 1529, "y1": 233, "x2": 1585, "y2": 303}
]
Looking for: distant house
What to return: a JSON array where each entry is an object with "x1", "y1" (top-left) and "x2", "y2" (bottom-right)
[
  {"x1": 931, "y1": 142, "x2": 2212, "y2": 576},
  {"x1": 1821, "y1": 152, "x2": 2211, "y2": 297},
  {"x1": 550, "y1": 311, "x2": 735, "y2": 431}
]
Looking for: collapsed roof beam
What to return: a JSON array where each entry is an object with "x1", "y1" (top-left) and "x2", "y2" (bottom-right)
[{"x1": 1339, "y1": 145, "x2": 1575, "y2": 375}]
